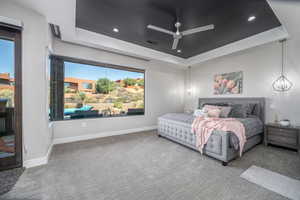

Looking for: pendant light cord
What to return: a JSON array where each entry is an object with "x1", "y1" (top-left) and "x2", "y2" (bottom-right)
[{"x1": 281, "y1": 40, "x2": 284, "y2": 76}]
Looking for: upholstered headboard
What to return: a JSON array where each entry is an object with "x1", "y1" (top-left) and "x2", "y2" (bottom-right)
[{"x1": 198, "y1": 97, "x2": 265, "y2": 123}]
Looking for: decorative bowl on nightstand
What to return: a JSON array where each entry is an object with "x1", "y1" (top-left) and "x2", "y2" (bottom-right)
[{"x1": 279, "y1": 119, "x2": 290, "y2": 127}]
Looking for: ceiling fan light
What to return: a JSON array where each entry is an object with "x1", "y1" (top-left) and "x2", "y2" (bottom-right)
[{"x1": 272, "y1": 75, "x2": 293, "y2": 92}]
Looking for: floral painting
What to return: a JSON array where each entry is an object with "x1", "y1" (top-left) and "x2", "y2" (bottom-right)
[{"x1": 214, "y1": 71, "x2": 243, "y2": 95}]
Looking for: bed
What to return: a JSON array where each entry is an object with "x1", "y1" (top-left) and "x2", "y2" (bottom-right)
[{"x1": 158, "y1": 98, "x2": 265, "y2": 166}]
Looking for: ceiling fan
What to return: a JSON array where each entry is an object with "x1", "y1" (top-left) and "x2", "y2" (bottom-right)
[{"x1": 147, "y1": 22, "x2": 214, "y2": 50}]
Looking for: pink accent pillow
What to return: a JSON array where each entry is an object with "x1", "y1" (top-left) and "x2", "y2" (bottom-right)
[
  {"x1": 203, "y1": 105, "x2": 219, "y2": 112},
  {"x1": 207, "y1": 108, "x2": 222, "y2": 118},
  {"x1": 203, "y1": 105, "x2": 222, "y2": 118},
  {"x1": 203, "y1": 105, "x2": 231, "y2": 118}
]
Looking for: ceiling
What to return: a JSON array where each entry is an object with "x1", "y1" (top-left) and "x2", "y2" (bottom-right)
[{"x1": 76, "y1": 0, "x2": 281, "y2": 58}]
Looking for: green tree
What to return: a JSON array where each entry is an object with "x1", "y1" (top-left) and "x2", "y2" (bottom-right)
[
  {"x1": 137, "y1": 79, "x2": 144, "y2": 87},
  {"x1": 123, "y1": 78, "x2": 136, "y2": 87},
  {"x1": 96, "y1": 78, "x2": 116, "y2": 94}
]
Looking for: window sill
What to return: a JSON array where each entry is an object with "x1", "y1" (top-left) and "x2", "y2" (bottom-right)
[{"x1": 51, "y1": 113, "x2": 146, "y2": 123}]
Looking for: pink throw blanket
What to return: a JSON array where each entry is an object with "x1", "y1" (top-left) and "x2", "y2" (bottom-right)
[{"x1": 191, "y1": 117, "x2": 246, "y2": 156}]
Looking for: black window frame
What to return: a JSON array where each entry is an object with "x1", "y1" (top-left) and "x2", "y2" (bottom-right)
[{"x1": 49, "y1": 55, "x2": 145, "y2": 121}]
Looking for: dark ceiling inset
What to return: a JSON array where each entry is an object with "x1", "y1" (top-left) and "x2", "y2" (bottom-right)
[{"x1": 76, "y1": 0, "x2": 281, "y2": 58}]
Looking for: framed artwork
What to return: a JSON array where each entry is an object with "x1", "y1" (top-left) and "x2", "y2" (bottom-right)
[{"x1": 214, "y1": 71, "x2": 243, "y2": 95}]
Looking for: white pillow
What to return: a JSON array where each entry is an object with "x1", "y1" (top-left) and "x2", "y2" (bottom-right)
[{"x1": 193, "y1": 109, "x2": 207, "y2": 117}]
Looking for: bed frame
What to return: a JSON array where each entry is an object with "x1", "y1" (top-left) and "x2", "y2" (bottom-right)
[{"x1": 158, "y1": 97, "x2": 265, "y2": 166}]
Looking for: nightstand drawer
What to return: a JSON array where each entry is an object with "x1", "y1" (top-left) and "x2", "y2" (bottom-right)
[
  {"x1": 267, "y1": 127, "x2": 297, "y2": 138},
  {"x1": 268, "y1": 135, "x2": 297, "y2": 147}
]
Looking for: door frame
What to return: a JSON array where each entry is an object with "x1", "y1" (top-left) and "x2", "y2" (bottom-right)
[{"x1": 0, "y1": 26, "x2": 22, "y2": 171}]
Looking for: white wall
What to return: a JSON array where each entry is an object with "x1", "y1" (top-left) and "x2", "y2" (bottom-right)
[
  {"x1": 0, "y1": 0, "x2": 52, "y2": 161},
  {"x1": 185, "y1": 0, "x2": 300, "y2": 124},
  {"x1": 52, "y1": 40, "x2": 185, "y2": 140}
]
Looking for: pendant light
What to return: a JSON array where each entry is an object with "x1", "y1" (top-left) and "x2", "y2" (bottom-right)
[{"x1": 272, "y1": 39, "x2": 293, "y2": 92}]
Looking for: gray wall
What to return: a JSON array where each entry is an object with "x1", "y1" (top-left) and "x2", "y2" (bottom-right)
[
  {"x1": 0, "y1": 0, "x2": 52, "y2": 161},
  {"x1": 185, "y1": 0, "x2": 300, "y2": 124},
  {"x1": 52, "y1": 40, "x2": 185, "y2": 140}
]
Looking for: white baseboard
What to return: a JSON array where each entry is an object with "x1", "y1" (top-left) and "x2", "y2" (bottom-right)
[
  {"x1": 53, "y1": 125, "x2": 157, "y2": 145},
  {"x1": 23, "y1": 142, "x2": 54, "y2": 168}
]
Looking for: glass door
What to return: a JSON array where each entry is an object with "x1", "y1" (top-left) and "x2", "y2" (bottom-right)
[{"x1": 0, "y1": 26, "x2": 22, "y2": 170}]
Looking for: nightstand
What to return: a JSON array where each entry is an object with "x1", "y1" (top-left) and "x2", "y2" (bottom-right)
[{"x1": 264, "y1": 123, "x2": 300, "y2": 154}]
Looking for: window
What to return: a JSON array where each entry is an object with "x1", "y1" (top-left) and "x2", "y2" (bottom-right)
[
  {"x1": 82, "y1": 82, "x2": 93, "y2": 90},
  {"x1": 0, "y1": 25, "x2": 22, "y2": 169},
  {"x1": 64, "y1": 82, "x2": 71, "y2": 88},
  {"x1": 50, "y1": 56, "x2": 145, "y2": 121}
]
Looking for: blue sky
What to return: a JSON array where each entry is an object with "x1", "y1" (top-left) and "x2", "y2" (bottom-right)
[
  {"x1": 64, "y1": 61, "x2": 144, "y2": 81},
  {"x1": 0, "y1": 39, "x2": 14, "y2": 78}
]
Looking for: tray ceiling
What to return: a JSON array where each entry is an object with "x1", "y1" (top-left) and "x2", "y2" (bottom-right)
[{"x1": 76, "y1": 0, "x2": 281, "y2": 59}]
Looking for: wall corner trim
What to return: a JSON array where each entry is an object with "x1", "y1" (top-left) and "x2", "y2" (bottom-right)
[{"x1": 23, "y1": 142, "x2": 54, "y2": 168}]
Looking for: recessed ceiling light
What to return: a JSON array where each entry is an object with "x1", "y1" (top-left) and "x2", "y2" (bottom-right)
[
  {"x1": 113, "y1": 28, "x2": 119, "y2": 33},
  {"x1": 177, "y1": 49, "x2": 182, "y2": 53},
  {"x1": 248, "y1": 16, "x2": 256, "y2": 22}
]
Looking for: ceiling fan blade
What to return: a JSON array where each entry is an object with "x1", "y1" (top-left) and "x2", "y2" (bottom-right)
[
  {"x1": 182, "y1": 24, "x2": 214, "y2": 36},
  {"x1": 147, "y1": 25, "x2": 175, "y2": 36},
  {"x1": 172, "y1": 38, "x2": 179, "y2": 49}
]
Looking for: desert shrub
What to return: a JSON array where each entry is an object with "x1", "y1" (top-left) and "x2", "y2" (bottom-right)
[
  {"x1": 116, "y1": 97, "x2": 130, "y2": 103},
  {"x1": 123, "y1": 78, "x2": 136, "y2": 87},
  {"x1": 66, "y1": 95, "x2": 78, "y2": 103},
  {"x1": 113, "y1": 101, "x2": 123, "y2": 109},
  {"x1": 64, "y1": 87, "x2": 72, "y2": 93},
  {"x1": 138, "y1": 103, "x2": 144, "y2": 109},
  {"x1": 96, "y1": 78, "x2": 116, "y2": 94},
  {"x1": 131, "y1": 95, "x2": 143, "y2": 102},
  {"x1": 64, "y1": 104, "x2": 75, "y2": 109},
  {"x1": 85, "y1": 96, "x2": 98, "y2": 103},
  {"x1": 104, "y1": 97, "x2": 115, "y2": 103},
  {"x1": 76, "y1": 103, "x2": 83, "y2": 108},
  {"x1": 137, "y1": 79, "x2": 144, "y2": 87},
  {"x1": 78, "y1": 92, "x2": 86, "y2": 101},
  {"x1": 73, "y1": 92, "x2": 86, "y2": 103},
  {"x1": 67, "y1": 92, "x2": 87, "y2": 104},
  {"x1": 0, "y1": 89, "x2": 14, "y2": 107}
]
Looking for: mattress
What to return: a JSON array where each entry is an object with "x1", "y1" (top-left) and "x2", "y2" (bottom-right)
[{"x1": 159, "y1": 113, "x2": 263, "y2": 150}]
